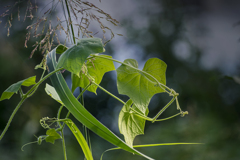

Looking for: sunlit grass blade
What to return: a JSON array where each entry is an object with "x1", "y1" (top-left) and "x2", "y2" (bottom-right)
[
  {"x1": 57, "y1": 119, "x2": 93, "y2": 160},
  {"x1": 101, "y1": 143, "x2": 203, "y2": 160},
  {"x1": 46, "y1": 46, "x2": 154, "y2": 160}
]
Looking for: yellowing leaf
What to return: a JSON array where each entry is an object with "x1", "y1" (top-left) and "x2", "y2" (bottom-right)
[
  {"x1": 72, "y1": 55, "x2": 115, "y2": 93},
  {"x1": 119, "y1": 99, "x2": 148, "y2": 147},
  {"x1": 45, "y1": 83, "x2": 63, "y2": 105}
]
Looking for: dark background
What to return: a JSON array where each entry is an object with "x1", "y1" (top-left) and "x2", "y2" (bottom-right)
[{"x1": 0, "y1": 0, "x2": 240, "y2": 160}]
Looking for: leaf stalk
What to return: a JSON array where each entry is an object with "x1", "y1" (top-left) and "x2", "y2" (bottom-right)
[{"x1": 92, "y1": 81, "x2": 126, "y2": 105}]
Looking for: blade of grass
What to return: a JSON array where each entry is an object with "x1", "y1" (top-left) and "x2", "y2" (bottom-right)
[
  {"x1": 101, "y1": 143, "x2": 203, "y2": 160},
  {"x1": 57, "y1": 119, "x2": 93, "y2": 160}
]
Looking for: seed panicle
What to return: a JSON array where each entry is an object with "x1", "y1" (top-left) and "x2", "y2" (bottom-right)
[{"x1": 0, "y1": 0, "x2": 120, "y2": 58}]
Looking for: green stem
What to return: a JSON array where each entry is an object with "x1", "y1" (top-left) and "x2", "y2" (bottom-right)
[
  {"x1": 76, "y1": 84, "x2": 91, "y2": 100},
  {"x1": 65, "y1": 111, "x2": 71, "y2": 119},
  {"x1": 152, "y1": 96, "x2": 176, "y2": 122},
  {"x1": 40, "y1": 68, "x2": 46, "y2": 80},
  {"x1": 130, "y1": 106, "x2": 182, "y2": 122},
  {"x1": 57, "y1": 111, "x2": 71, "y2": 131},
  {"x1": 0, "y1": 97, "x2": 26, "y2": 140},
  {"x1": 64, "y1": 0, "x2": 76, "y2": 44},
  {"x1": 91, "y1": 81, "x2": 126, "y2": 105},
  {"x1": 57, "y1": 106, "x2": 68, "y2": 160},
  {"x1": 19, "y1": 88, "x2": 24, "y2": 98},
  {"x1": 57, "y1": 105, "x2": 64, "y2": 128},
  {"x1": 80, "y1": 88, "x2": 84, "y2": 105},
  {"x1": 61, "y1": 129, "x2": 68, "y2": 160},
  {"x1": 83, "y1": 125, "x2": 89, "y2": 160},
  {"x1": 28, "y1": 68, "x2": 64, "y2": 96},
  {"x1": 154, "y1": 112, "x2": 181, "y2": 121},
  {"x1": 130, "y1": 108, "x2": 153, "y2": 121},
  {"x1": 175, "y1": 96, "x2": 181, "y2": 111},
  {"x1": 0, "y1": 68, "x2": 63, "y2": 140}
]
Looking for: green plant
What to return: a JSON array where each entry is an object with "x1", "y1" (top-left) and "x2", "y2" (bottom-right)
[{"x1": 0, "y1": 1, "x2": 198, "y2": 160}]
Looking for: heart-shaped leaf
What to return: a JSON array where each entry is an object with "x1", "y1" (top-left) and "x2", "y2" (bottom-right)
[
  {"x1": 116, "y1": 58, "x2": 167, "y2": 113},
  {"x1": 57, "y1": 38, "x2": 104, "y2": 76},
  {"x1": 46, "y1": 42, "x2": 154, "y2": 160}
]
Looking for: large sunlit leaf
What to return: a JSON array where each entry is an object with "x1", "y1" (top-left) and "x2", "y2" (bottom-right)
[
  {"x1": 72, "y1": 55, "x2": 115, "y2": 93},
  {"x1": 45, "y1": 83, "x2": 63, "y2": 105},
  {"x1": 119, "y1": 99, "x2": 148, "y2": 147},
  {"x1": 0, "y1": 76, "x2": 36, "y2": 101},
  {"x1": 45, "y1": 128, "x2": 62, "y2": 144},
  {"x1": 116, "y1": 58, "x2": 167, "y2": 113},
  {"x1": 56, "y1": 38, "x2": 104, "y2": 76},
  {"x1": 46, "y1": 44, "x2": 154, "y2": 160},
  {"x1": 57, "y1": 119, "x2": 93, "y2": 160}
]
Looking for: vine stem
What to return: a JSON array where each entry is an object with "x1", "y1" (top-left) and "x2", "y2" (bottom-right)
[
  {"x1": 61, "y1": 129, "x2": 68, "y2": 160},
  {"x1": 152, "y1": 96, "x2": 176, "y2": 122},
  {"x1": 91, "y1": 81, "x2": 126, "y2": 105},
  {"x1": 0, "y1": 68, "x2": 63, "y2": 140},
  {"x1": 28, "y1": 68, "x2": 63, "y2": 97},
  {"x1": 57, "y1": 105, "x2": 67, "y2": 160},
  {"x1": 76, "y1": 84, "x2": 91, "y2": 101},
  {"x1": 0, "y1": 97, "x2": 26, "y2": 140},
  {"x1": 132, "y1": 110, "x2": 182, "y2": 122}
]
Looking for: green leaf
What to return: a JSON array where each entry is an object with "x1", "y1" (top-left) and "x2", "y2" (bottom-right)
[
  {"x1": 116, "y1": 58, "x2": 167, "y2": 113},
  {"x1": 56, "y1": 44, "x2": 68, "y2": 54},
  {"x1": 45, "y1": 83, "x2": 63, "y2": 105},
  {"x1": 119, "y1": 99, "x2": 148, "y2": 147},
  {"x1": 72, "y1": 55, "x2": 115, "y2": 93},
  {"x1": 46, "y1": 44, "x2": 154, "y2": 160},
  {"x1": 45, "y1": 128, "x2": 62, "y2": 144},
  {"x1": 57, "y1": 38, "x2": 105, "y2": 76},
  {"x1": 0, "y1": 76, "x2": 36, "y2": 101},
  {"x1": 57, "y1": 119, "x2": 93, "y2": 160}
]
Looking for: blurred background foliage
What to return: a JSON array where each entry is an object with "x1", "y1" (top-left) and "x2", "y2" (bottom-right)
[{"x1": 0, "y1": 0, "x2": 240, "y2": 160}]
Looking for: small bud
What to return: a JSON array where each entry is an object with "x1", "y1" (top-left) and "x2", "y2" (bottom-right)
[
  {"x1": 180, "y1": 111, "x2": 188, "y2": 117},
  {"x1": 7, "y1": 27, "x2": 10, "y2": 37}
]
